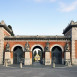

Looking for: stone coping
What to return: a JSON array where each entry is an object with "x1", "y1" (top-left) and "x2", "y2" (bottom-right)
[
  {"x1": 0, "y1": 24, "x2": 14, "y2": 36},
  {"x1": 4, "y1": 36, "x2": 71, "y2": 40}
]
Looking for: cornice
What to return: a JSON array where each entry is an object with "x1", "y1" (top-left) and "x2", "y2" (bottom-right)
[{"x1": 4, "y1": 36, "x2": 71, "y2": 41}]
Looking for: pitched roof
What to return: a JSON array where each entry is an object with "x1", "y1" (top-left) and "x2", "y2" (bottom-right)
[
  {"x1": 63, "y1": 21, "x2": 77, "y2": 34},
  {"x1": 0, "y1": 20, "x2": 14, "y2": 35}
]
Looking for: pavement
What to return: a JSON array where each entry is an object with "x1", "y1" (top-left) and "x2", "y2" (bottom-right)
[{"x1": 0, "y1": 63, "x2": 77, "y2": 77}]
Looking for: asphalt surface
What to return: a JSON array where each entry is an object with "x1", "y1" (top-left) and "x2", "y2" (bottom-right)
[{"x1": 0, "y1": 63, "x2": 77, "y2": 77}]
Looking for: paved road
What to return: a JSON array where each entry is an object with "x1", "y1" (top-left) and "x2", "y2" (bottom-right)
[{"x1": 0, "y1": 64, "x2": 77, "y2": 77}]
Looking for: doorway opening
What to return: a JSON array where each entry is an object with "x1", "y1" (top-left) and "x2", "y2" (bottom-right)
[
  {"x1": 52, "y1": 46, "x2": 62, "y2": 64},
  {"x1": 13, "y1": 46, "x2": 24, "y2": 64},
  {"x1": 32, "y1": 46, "x2": 43, "y2": 64}
]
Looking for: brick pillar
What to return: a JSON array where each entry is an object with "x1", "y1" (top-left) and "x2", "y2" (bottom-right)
[
  {"x1": 30, "y1": 51, "x2": 32, "y2": 65},
  {"x1": 64, "y1": 51, "x2": 71, "y2": 65},
  {"x1": 5, "y1": 52, "x2": 11, "y2": 65}
]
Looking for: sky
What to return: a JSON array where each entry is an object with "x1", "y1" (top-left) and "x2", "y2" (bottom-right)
[
  {"x1": 33, "y1": 48, "x2": 41, "y2": 54},
  {"x1": 0, "y1": 0, "x2": 77, "y2": 35}
]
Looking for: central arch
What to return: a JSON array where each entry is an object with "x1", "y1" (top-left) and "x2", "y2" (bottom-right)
[{"x1": 31, "y1": 45, "x2": 44, "y2": 64}]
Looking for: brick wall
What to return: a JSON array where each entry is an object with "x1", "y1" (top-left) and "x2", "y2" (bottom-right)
[{"x1": 4, "y1": 40, "x2": 70, "y2": 59}]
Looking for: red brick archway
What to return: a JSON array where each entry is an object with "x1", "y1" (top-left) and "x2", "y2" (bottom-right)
[{"x1": 4, "y1": 40, "x2": 70, "y2": 65}]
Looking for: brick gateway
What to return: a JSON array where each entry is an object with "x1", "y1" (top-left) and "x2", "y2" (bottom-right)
[{"x1": 0, "y1": 20, "x2": 77, "y2": 65}]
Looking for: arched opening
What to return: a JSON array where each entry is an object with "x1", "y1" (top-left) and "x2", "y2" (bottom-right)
[
  {"x1": 13, "y1": 46, "x2": 24, "y2": 64},
  {"x1": 51, "y1": 46, "x2": 62, "y2": 64},
  {"x1": 32, "y1": 46, "x2": 44, "y2": 64}
]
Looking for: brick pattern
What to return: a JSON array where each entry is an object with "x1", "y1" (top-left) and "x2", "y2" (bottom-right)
[
  {"x1": 4, "y1": 40, "x2": 70, "y2": 65},
  {"x1": 4, "y1": 41, "x2": 68, "y2": 59}
]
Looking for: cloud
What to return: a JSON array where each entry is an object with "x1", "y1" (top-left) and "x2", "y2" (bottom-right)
[
  {"x1": 59, "y1": 0, "x2": 77, "y2": 12},
  {"x1": 34, "y1": 0, "x2": 56, "y2": 3}
]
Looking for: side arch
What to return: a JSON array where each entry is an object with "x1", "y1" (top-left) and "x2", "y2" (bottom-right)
[
  {"x1": 50, "y1": 44, "x2": 64, "y2": 52},
  {"x1": 11, "y1": 44, "x2": 24, "y2": 51},
  {"x1": 50, "y1": 44, "x2": 64, "y2": 64}
]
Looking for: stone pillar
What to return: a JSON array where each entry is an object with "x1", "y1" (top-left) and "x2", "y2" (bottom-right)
[
  {"x1": 20, "y1": 62, "x2": 22, "y2": 68},
  {"x1": 24, "y1": 52, "x2": 31, "y2": 65},
  {"x1": 5, "y1": 52, "x2": 11, "y2": 65},
  {"x1": 45, "y1": 52, "x2": 51, "y2": 65},
  {"x1": 0, "y1": 27, "x2": 4, "y2": 64},
  {"x1": 64, "y1": 42, "x2": 71, "y2": 65},
  {"x1": 52, "y1": 62, "x2": 55, "y2": 68},
  {"x1": 5, "y1": 59, "x2": 8, "y2": 67},
  {"x1": 24, "y1": 42, "x2": 31, "y2": 65},
  {"x1": 64, "y1": 52, "x2": 71, "y2": 65},
  {"x1": 45, "y1": 42, "x2": 51, "y2": 65}
]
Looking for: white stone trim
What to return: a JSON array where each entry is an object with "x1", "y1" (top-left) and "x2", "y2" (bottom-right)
[
  {"x1": 0, "y1": 27, "x2": 4, "y2": 64},
  {"x1": 31, "y1": 44, "x2": 44, "y2": 51},
  {"x1": 50, "y1": 44, "x2": 64, "y2": 52},
  {"x1": 11, "y1": 44, "x2": 24, "y2": 51},
  {"x1": 3, "y1": 28, "x2": 11, "y2": 36}
]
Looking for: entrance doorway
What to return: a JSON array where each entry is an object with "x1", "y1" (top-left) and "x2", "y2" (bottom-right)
[
  {"x1": 32, "y1": 46, "x2": 43, "y2": 64},
  {"x1": 13, "y1": 46, "x2": 23, "y2": 64},
  {"x1": 52, "y1": 46, "x2": 62, "y2": 64}
]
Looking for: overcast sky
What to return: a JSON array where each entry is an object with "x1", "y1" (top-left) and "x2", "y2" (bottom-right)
[{"x1": 0, "y1": 0, "x2": 77, "y2": 35}]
